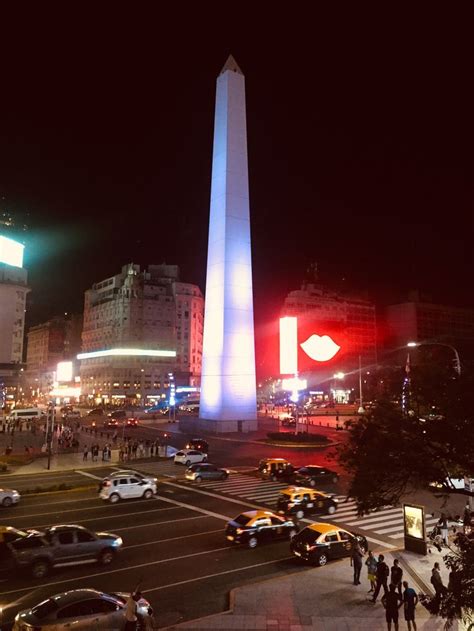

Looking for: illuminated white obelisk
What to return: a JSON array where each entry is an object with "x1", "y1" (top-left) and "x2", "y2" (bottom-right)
[{"x1": 199, "y1": 55, "x2": 257, "y2": 432}]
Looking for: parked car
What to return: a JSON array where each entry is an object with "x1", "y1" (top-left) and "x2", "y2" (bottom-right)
[
  {"x1": 290, "y1": 523, "x2": 367, "y2": 566},
  {"x1": 258, "y1": 458, "x2": 295, "y2": 482},
  {"x1": 0, "y1": 487, "x2": 20, "y2": 507},
  {"x1": 276, "y1": 486, "x2": 338, "y2": 519},
  {"x1": 185, "y1": 438, "x2": 209, "y2": 452},
  {"x1": 281, "y1": 415, "x2": 296, "y2": 427},
  {"x1": 13, "y1": 588, "x2": 154, "y2": 630},
  {"x1": 185, "y1": 463, "x2": 229, "y2": 483},
  {"x1": 99, "y1": 473, "x2": 157, "y2": 503},
  {"x1": 225, "y1": 510, "x2": 298, "y2": 548},
  {"x1": 294, "y1": 465, "x2": 339, "y2": 486},
  {"x1": 87, "y1": 408, "x2": 104, "y2": 417},
  {"x1": 1, "y1": 524, "x2": 122, "y2": 578},
  {"x1": 174, "y1": 449, "x2": 207, "y2": 466}
]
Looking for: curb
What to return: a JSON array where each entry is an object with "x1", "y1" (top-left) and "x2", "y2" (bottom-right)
[{"x1": 397, "y1": 552, "x2": 434, "y2": 596}]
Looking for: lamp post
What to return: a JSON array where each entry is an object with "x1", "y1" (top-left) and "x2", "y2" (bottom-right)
[
  {"x1": 357, "y1": 355, "x2": 364, "y2": 414},
  {"x1": 407, "y1": 341, "x2": 461, "y2": 376}
]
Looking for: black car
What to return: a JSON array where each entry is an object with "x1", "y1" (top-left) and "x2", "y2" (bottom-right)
[
  {"x1": 225, "y1": 510, "x2": 298, "y2": 548},
  {"x1": 290, "y1": 523, "x2": 367, "y2": 566},
  {"x1": 294, "y1": 465, "x2": 339, "y2": 486},
  {"x1": 186, "y1": 438, "x2": 209, "y2": 453}
]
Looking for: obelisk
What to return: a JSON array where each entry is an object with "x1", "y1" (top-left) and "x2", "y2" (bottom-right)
[{"x1": 199, "y1": 55, "x2": 257, "y2": 432}]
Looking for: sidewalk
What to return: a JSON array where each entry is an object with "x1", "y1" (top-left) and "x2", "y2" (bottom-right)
[{"x1": 163, "y1": 549, "x2": 461, "y2": 631}]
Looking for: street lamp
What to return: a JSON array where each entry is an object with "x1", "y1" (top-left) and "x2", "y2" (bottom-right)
[{"x1": 407, "y1": 342, "x2": 461, "y2": 376}]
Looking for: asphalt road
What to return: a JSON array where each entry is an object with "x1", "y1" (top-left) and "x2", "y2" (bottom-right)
[{"x1": 0, "y1": 481, "x2": 310, "y2": 629}]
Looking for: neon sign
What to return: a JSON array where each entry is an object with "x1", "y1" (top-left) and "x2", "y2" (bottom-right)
[
  {"x1": 279, "y1": 317, "x2": 342, "y2": 374},
  {"x1": 300, "y1": 334, "x2": 341, "y2": 362}
]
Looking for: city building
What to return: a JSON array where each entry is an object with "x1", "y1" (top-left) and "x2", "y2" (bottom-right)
[
  {"x1": 0, "y1": 234, "x2": 28, "y2": 408},
  {"x1": 25, "y1": 313, "x2": 83, "y2": 398},
  {"x1": 79, "y1": 263, "x2": 203, "y2": 405},
  {"x1": 280, "y1": 272, "x2": 377, "y2": 402},
  {"x1": 382, "y1": 293, "x2": 474, "y2": 364}
]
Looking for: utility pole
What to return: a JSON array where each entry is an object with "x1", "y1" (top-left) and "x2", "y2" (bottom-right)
[
  {"x1": 357, "y1": 355, "x2": 364, "y2": 415},
  {"x1": 46, "y1": 404, "x2": 55, "y2": 470}
]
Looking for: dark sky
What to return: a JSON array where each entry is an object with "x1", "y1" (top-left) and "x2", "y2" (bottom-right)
[{"x1": 0, "y1": 9, "x2": 472, "y2": 337}]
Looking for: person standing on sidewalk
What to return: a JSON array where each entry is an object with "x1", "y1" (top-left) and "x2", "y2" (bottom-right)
[
  {"x1": 365, "y1": 550, "x2": 378, "y2": 593},
  {"x1": 402, "y1": 580, "x2": 418, "y2": 631},
  {"x1": 431, "y1": 562, "x2": 447, "y2": 613},
  {"x1": 83, "y1": 445, "x2": 88, "y2": 461},
  {"x1": 350, "y1": 540, "x2": 364, "y2": 585},
  {"x1": 382, "y1": 583, "x2": 402, "y2": 631},
  {"x1": 390, "y1": 559, "x2": 403, "y2": 596},
  {"x1": 371, "y1": 554, "x2": 389, "y2": 602},
  {"x1": 463, "y1": 503, "x2": 471, "y2": 534},
  {"x1": 437, "y1": 512, "x2": 449, "y2": 546}
]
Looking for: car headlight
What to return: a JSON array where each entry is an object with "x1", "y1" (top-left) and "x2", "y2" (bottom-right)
[
  {"x1": 112, "y1": 537, "x2": 123, "y2": 546},
  {"x1": 236, "y1": 528, "x2": 244, "y2": 535}
]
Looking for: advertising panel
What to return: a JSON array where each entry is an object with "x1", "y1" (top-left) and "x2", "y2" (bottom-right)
[
  {"x1": 0, "y1": 235, "x2": 24, "y2": 268},
  {"x1": 403, "y1": 503, "x2": 427, "y2": 555}
]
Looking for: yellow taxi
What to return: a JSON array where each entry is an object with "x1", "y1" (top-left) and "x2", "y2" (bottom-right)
[
  {"x1": 225, "y1": 510, "x2": 298, "y2": 548},
  {"x1": 258, "y1": 458, "x2": 295, "y2": 481},
  {"x1": 276, "y1": 486, "x2": 338, "y2": 519},
  {"x1": 290, "y1": 522, "x2": 368, "y2": 566}
]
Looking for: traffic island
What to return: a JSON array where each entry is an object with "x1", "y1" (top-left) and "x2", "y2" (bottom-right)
[{"x1": 263, "y1": 432, "x2": 338, "y2": 448}]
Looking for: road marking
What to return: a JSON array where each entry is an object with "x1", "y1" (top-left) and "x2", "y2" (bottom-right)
[
  {"x1": 115, "y1": 515, "x2": 211, "y2": 532},
  {"x1": 75, "y1": 470, "x2": 103, "y2": 480},
  {"x1": 11, "y1": 505, "x2": 179, "y2": 526},
  {"x1": 142, "y1": 556, "x2": 295, "y2": 594},
  {"x1": 125, "y1": 529, "x2": 223, "y2": 548},
  {"x1": 153, "y1": 494, "x2": 232, "y2": 521},
  {"x1": 344, "y1": 509, "x2": 402, "y2": 525},
  {"x1": 0, "y1": 546, "x2": 234, "y2": 596},
  {"x1": 4, "y1": 498, "x2": 160, "y2": 519}
]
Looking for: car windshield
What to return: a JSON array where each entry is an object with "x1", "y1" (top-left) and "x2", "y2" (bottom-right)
[
  {"x1": 297, "y1": 528, "x2": 321, "y2": 543},
  {"x1": 233, "y1": 514, "x2": 252, "y2": 526},
  {"x1": 176, "y1": 452, "x2": 184, "y2": 456},
  {"x1": 32, "y1": 598, "x2": 59, "y2": 619},
  {"x1": 297, "y1": 468, "x2": 309, "y2": 475}
]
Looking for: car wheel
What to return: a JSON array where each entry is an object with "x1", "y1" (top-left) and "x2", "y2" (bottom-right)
[
  {"x1": 288, "y1": 528, "x2": 297, "y2": 540},
  {"x1": 202, "y1": 457, "x2": 208, "y2": 462},
  {"x1": 109, "y1": 493, "x2": 120, "y2": 504},
  {"x1": 195, "y1": 476, "x2": 202, "y2": 484},
  {"x1": 296, "y1": 509, "x2": 304, "y2": 520},
  {"x1": 2, "y1": 496, "x2": 13, "y2": 507},
  {"x1": 221, "y1": 472, "x2": 229, "y2": 480},
  {"x1": 309, "y1": 479, "x2": 316, "y2": 487},
  {"x1": 327, "y1": 505, "x2": 336, "y2": 515},
  {"x1": 143, "y1": 489, "x2": 153, "y2": 499},
  {"x1": 186, "y1": 460, "x2": 191, "y2": 467},
  {"x1": 248, "y1": 536, "x2": 258, "y2": 549},
  {"x1": 99, "y1": 548, "x2": 115, "y2": 565},
  {"x1": 332, "y1": 476, "x2": 338, "y2": 484},
  {"x1": 315, "y1": 553, "x2": 328, "y2": 567},
  {"x1": 31, "y1": 559, "x2": 50, "y2": 579}
]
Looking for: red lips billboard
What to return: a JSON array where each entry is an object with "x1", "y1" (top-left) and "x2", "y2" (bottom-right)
[{"x1": 280, "y1": 315, "x2": 347, "y2": 375}]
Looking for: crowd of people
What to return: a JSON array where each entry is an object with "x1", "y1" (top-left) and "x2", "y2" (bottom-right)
[
  {"x1": 350, "y1": 543, "x2": 451, "y2": 631},
  {"x1": 118, "y1": 439, "x2": 165, "y2": 462}
]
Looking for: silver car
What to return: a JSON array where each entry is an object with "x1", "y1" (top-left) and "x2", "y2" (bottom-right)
[
  {"x1": 0, "y1": 488, "x2": 20, "y2": 507},
  {"x1": 13, "y1": 588, "x2": 154, "y2": 630}
]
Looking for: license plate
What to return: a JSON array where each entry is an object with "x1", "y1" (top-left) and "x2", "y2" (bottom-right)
[
  {"x1": 227, "y1": 535, "x2": 234, "y2": 541},
  {"x1": 294, "y1": 550, "x2": 301, "y2": 557}
]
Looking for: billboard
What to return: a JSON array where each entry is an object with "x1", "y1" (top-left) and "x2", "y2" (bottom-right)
[
  {"x1": 57, "y1": 361, "x2": 73, "y2": 382},
  {"x1": 0, "y1": 235, "x2": 24, "y2": 268}
]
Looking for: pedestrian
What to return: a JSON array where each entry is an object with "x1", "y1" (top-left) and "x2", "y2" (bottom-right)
[
  {"x1": 437, "y1": 512, "x2": 449, "y2": 546},
  {"x1": 350, "y1": 540, "x2": 364, "y2": 585},
  {"x1": 365, "y1": 550, "x2": 378, "y2": 593},
  {"x1": 402, "y1": 580, "x2": 418, "y2": 631},
  {"x1": 390, "y1": 559, "x2": 403, "y2": 596},
  {"x1": 83, "y1": 445, "x2": 88, "y2": 461},
  {"x1": 463, "y1": 503, "x2": 471, "y2": 534},
  {"x1": 102, "y1": 445, "x2": 107, "y2": 461},
  {"x1": 124, "y1": 591, "x2": 140, "y2": 631},
  {"x1": 431, "y1": 562, "x2": 446, "y2": 613},
  {"x1": 382, "y1": 583, "x2": 402, "y2": 631},
  {"x1": 371, "y1": 553, "x2": 389, "y2": 602},
  {"x1": 150, "y1": 441, "x2": 154, "y2": 457},
  {"x1": 107, "y1": 445, "x2": 111, "y2": 461}
]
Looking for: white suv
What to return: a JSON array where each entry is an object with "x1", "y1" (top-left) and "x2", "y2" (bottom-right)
[
  {"x1": 174, "y1": 449, "x2": 207, "y2": 466},
  {"x1": 99, "y1": 473, "x2": 157, "y2": 503}
]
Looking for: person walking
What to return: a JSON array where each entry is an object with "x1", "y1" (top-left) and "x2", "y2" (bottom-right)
[
  {"x1": 350, "y1": 540, "x2": 364, "y2": 585},
  {"x1": 371, "y1": 553, "x2": 389, "y2": 603},
  {"x1": 437, "y1": 512, "x2": 449, "y2": 546},
  {"x1": 390, "y1": 559, "x2": 403, "y2": 596},
  {"x1": 83, "y1": 445, "x2": 88, "y2": 461},
  {"x1": 124, "y1": 591, "x2": 140, "y2": 631},
  {"x1": 382, "y1": 583, "x2": 402, "y2": 631},
  {"x1": 431, "y1": 562, "x2": 447, "y2": 613},
  {"x1": 463, "y1": 503, "x2": 471, "y2": 534},
  {"x1": 365, "y1": 551, "x2": 378, "y2": 593},
  {"x1": 402, "y1": 580, "x2": 418, "y2": 631}
]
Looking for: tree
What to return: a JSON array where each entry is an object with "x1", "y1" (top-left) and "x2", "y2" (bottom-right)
[{"x1": 442, "y1": 534, "x2": 474, "y2": 629}]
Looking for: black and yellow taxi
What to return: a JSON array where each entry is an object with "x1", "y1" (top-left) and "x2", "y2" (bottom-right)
[
  {"x1": 258, "y1": 458, "x2": 295, "y2": 482},
  {"x1": 276, "y1": 486, "x2": 338, "y2": 520},
  {"x1": 290, "y1": 522, "x2": 368, "y2": 566},
  {"x1": 225, "y1": 510, "x2": 298, "y2": 548}
]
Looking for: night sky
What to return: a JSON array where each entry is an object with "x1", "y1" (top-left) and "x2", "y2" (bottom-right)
[{"x1": 0, "y1": 11, "x2": 472, "y2": 345}]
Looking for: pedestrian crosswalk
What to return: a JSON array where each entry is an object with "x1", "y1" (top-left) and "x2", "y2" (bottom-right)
[{"x1": 181, "y1": 473, "x2": 439, "y2": 542}]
